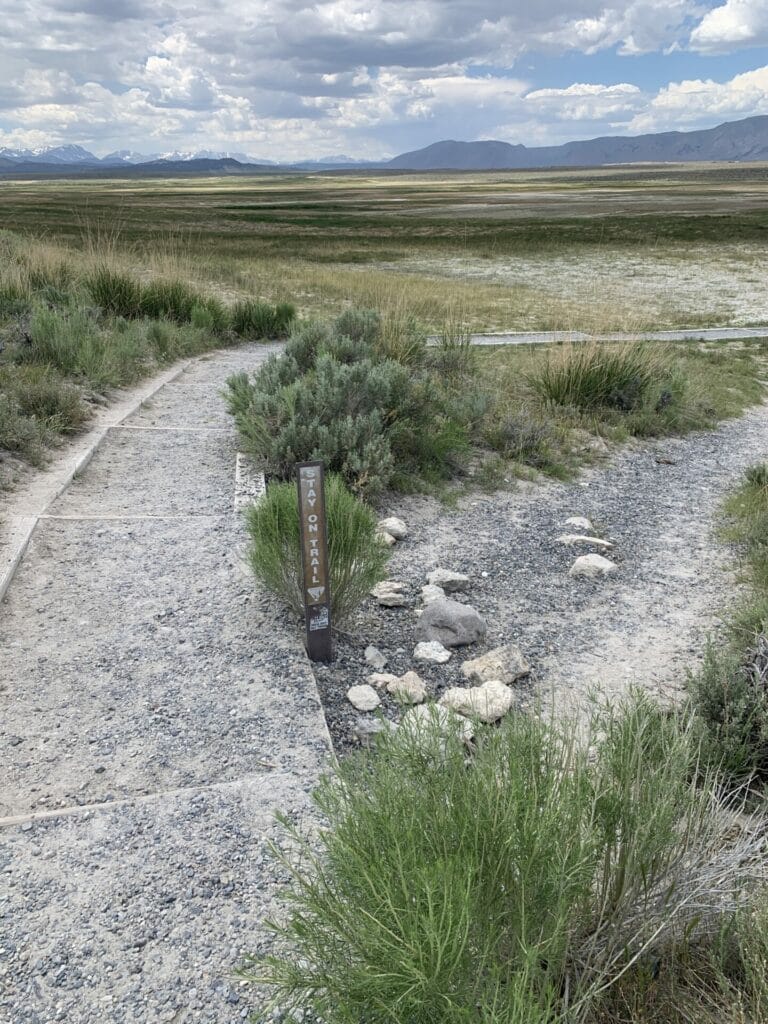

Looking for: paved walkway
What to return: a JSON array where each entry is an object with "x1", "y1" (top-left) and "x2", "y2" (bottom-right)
[
  {"x1": 0, "y1": 346, "x2": 332, "y2": 1023},
  {"x1": 464, "y1": 326, "x2": 768, "y2": 346}
]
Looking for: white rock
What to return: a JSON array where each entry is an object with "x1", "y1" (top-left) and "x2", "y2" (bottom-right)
[
  {"x1": 378, "y1": 516, "x2": 408, "y2": 540},
  {"x1": 364, "y1": 645, "x2": 387, "y2": 670},
  {"x1": 427, "y1": 568, "x2": 471, "y2": 593},
  {"x1": 564, "y1": 516, "x2": 593, "y2": 532},
  {"x1": 440, "y1": 680, "x2": 514, "y2": 723},
  {"x1": 386, "y1": 671, "x2": 427, "y2": 704},
  {"x1": 556, "y1": 534, "x2": 614, "y2": 550},
  {"x1": 420, "y1": 584, "x2": 446, "y2": 606},
  {"x1": 370, "y1": 580, "x2": 408, "y2": 607},
  {"x1": 347, "y1": 684, "x2": 381, "y2": 712},
  {"x1": 414, "y1": 640, "x2": 452, "y2": 664},
  {"x1": 399, "y1": 703, "x2": 474, "y2": 746},
  {"x1": 569, "y1": 554, "x2": 617, "y2": 578},
  {"x1": 368, "y1": 672, "x2": 399, "y2": 689},
  {"x1": 376, "y1": 530, "x2": 397, "y2": 547},
  {"x1": 461, "y1": 644, "x2": 530, "y2": 685}
]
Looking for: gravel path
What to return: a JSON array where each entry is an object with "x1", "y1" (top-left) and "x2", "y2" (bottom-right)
[
  {"x1": 316, "y1": 400, "x2": 768, "y2": 748},
  {"x1": 0, "y1": 345, "x2": 333, "y2": 1023},
  {"x1": 431, "y1": 327, "x2": 768, "y2": 346}
]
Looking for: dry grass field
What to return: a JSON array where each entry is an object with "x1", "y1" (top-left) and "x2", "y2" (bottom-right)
[{"x1": 1, "y1": 161, "x2": 767, "y2": 332}]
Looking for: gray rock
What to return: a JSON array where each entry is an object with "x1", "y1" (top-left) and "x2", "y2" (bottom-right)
[
  {"x1": 352, "y1": 717, "x2": 389, "y2": 746},
  {"x1": 461, "y1": 644, "x2": 529, "y2": 685},
  {"x1": 569, "y1": 553, "x2": 618, "y2": 578},
  {"x1": 420, "y1": 584, "x2": 446, "y2": 605},
  {"x1": 413, "y1": 640, "x2": 452, "y2": 664},
  {"x1": 370, "y1": 581, "x2": 408, "y2": 607},
  {"x1": 378, "y1": 516, "x2": 408, "y2": 540},
  {"x1": 426, "y1": 568, "x2": 471, "y2": 593},
  {"x1": 416, "y1": 598, "x2": 486, "y2": 648},
  {"x1": 346, "y1": 684, "x2": 382, "y2": 711},
  {"x1": 376, "y1": 530, "x2": 397, "y2": 547},
  {"x1": 364, "y1": 645, "x2": 388, "y2": 671},
  {"x1": 440, "y1": 680, "x2": 514, "y2": 723}
]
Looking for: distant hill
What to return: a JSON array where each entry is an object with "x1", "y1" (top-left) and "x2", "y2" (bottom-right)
[{"x1": 387, "y1": 115, "x2": 768, "y2": 170}]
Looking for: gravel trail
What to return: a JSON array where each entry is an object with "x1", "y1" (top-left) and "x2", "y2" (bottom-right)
[
  {"x1": 317, "y1": 399, "x2": 768, "y2": 747},
  {"x1": 0, "y1": 345, "x2": 332, "y2": 1023}
]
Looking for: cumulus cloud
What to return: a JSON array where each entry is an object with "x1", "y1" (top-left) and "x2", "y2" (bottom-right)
[
  {"x1": 0, "y1": 0, "x2": 766, "y2": 159},
  {"x1": 690, "y1": 0, "x2": 768, "y2": 53}
]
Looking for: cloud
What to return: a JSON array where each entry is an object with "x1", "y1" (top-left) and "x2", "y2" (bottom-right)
[
  {"x1": 690, "y1": 0, "x2": 768, "y2": 53},
  {"x1": 0, "y1": 0, "x2": 765, "y2": 159},
  {"x1": 628, "y1": 63, "x2": 768, "y2": 131}
]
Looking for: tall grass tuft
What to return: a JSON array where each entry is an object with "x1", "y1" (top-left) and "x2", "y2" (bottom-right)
[
  {"x1": 231, "y1": 299, "x2": 296, "y2": 339},
  {"x1": 245, "y1": 694, "x2": 766, "y2": 1023},
  {"x1": 244, "y1": 474, "x2": 389, "y2": 622},
  {"x1": 529, "y1": 342, "x2": 673, "y2": 413},
  {"x1": 86, "y1": 266, "x2": 142, "y2": 318}
]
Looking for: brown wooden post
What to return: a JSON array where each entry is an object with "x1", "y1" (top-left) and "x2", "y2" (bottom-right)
[{"x1": 296, "y1": 461, "x2": 332, "y2": 662}]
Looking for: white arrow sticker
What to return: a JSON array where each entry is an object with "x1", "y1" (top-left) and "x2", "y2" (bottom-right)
[{"x1": 307, "y1": 586, "x2": 326, "y2": 601}]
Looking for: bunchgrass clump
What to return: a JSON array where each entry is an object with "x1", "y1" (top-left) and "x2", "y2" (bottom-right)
[
  {"x1": 231, "y1": 299, "x2": 296, "y2": 339},
  {"x1": 86, "y1": 266, "x2": 142, "y2": 318},
  {"x1": 529, "y1": 342, "x2": 674, "y2": 413},
  {"x1": 244, "y1": 473, "x2": 389, "y2": 622},
  {"x1": 246, "y1": 694, "x2": 765, "y2": 1023}
]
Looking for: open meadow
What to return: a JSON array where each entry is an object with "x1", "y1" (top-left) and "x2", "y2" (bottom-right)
[{"x1": 2, "y1": 161, "x2": 768, "y2": 331}]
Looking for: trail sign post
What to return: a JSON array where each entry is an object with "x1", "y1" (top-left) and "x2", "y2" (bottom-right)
[{"x1": 297, "y1": 462, "x2": 332, "y2": 662}]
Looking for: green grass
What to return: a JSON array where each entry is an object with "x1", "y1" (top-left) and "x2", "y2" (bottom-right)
[
  {"x1": 245, "y1": 694, "x2": 767, "y2": 1024},
  {"x1": 689, "y1": 463, "x2": 768, "y2": 786}
]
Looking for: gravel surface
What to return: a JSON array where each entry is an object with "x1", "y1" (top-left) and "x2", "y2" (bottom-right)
[
  {"x1": 316, "y1": 401, "x2": 768, "y2": 751},
  {"x1": 0, "y1": 343, "x2": 332, "y2": 1024}
]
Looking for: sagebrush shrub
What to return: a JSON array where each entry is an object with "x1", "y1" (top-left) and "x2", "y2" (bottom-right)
[
  {"x1": 227, "y1": 311, "x2": 472, "y2": 494},
  {"x1": 245, "y1": 474, "x2": 389, "y2": 622}
]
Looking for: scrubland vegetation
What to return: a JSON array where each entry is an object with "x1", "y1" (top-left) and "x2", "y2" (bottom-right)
[
  {"x1": 4, "y1": 169, "x2": 768, "y2": 1021},
  {"x1": 0, "y1": 230, "x2": 294, "y2": 488}
]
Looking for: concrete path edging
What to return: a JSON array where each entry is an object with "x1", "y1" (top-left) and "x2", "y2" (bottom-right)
[{"x1": 0, "y1": 358, "x2": 194, "y2": 604}]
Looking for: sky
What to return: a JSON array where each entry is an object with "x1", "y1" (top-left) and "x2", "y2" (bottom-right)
[{"x1": 0, "y1": 0, "x2": 767, "y2": 160}]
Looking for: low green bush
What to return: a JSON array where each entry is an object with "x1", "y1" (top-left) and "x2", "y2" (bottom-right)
[
  {"x1": 0, "y1": 392, "x2": 47, "y2": 464},
  {"x1": 247, "y1": 694, "x2": 762, "y2": 1023},
  {"x1": 4, "y1": 364, "x2": 87, "y2": 433},
  {"x1": 244, "y1": 474, "x2": 389, "y2": 622},
  {"x1": 231, "y1": 299, "x2": 296, "y2": 339},
  {"x1": 227, "y1": 312, "x2": 474, "y2": 495}
]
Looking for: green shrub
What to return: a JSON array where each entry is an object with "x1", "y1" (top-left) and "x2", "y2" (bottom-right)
[
  {"x1": 529, "y1": 342, "x2": 675, "y2": 413},
  {"x1": 244, "y1": 474, "x2": 389, "y2": 622},
  {"x1": 227, "y1": 312, "x2": 472, "y2": 495},
  {"x1": 690, "y1": 634, "x2": 768, "y2": 785},
  {"x1": 231, "y1": 299, "x2": 295, "y2": 339},
  {"x1": 247, "y1": 694, "x2": 761, "y2": 1023},
  {"x1": 4, "y1": 364, "x2": 87, "y2": 433},
  {"x1": 22, "y1": 306, "x2": 151, "y2": 387},
  {"x1": 0, "y1": 393, "x2": 47, "y2": 464}
]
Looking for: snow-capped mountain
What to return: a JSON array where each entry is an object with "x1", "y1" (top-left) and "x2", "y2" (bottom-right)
[
  {"x1": 0, "y1": 144, "x2": 99, "y2": 164},
  {"x1": 155, "y1": 149, "x2": 273, "y2": 164}
]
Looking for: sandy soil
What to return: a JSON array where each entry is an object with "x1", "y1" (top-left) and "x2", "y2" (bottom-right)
[{"x1": 374, "y1": 243, "x2": 768, "y2": 328}]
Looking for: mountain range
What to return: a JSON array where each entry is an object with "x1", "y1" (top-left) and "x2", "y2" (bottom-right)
[{"x1": 1, "y1": 115, "x2": 767, "y2": 176}]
